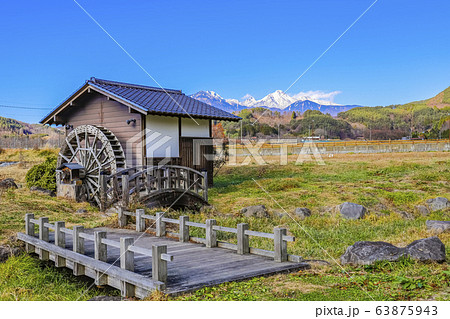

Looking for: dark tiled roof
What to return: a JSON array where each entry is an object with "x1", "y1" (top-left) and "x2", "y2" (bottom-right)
[{"x1": 89, "y1": 78, "x2": 240, "y2": 121}]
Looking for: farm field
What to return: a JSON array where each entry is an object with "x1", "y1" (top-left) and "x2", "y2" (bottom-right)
[{"x1": 0, "y1": 149, "x2": 449, "y2": 301}]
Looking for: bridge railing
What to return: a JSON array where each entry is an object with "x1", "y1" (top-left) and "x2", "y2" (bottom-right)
[
  {"x1": 100, "y1": 165, "x2": 208, "y2": 209},
  {"x1": 119, "y1": 209, "x2": 302, "y2": 263},
  {"x1": 19, "y1": 213, "x2": 174, "y2": 297}
]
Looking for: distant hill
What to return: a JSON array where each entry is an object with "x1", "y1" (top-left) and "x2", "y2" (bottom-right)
[
  {"x1": 422, "y1": 86, "x2": 450, "y2": 109},
  {"x1": 0, "y1": 116, "x2": 59, "y2": 137}
]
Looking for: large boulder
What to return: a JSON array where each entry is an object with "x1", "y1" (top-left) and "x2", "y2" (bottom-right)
[
  {"x1": 426, "y1": 197, "x2": 449, "y2": 212},
  {"x1": 30, "y1": 186, "x2": 56, "y2": 197},
  {"x1": 294, "y1": 207, "x2": 311, "y2": 219},
  {"x1": 426, "y1": 220, "x2": 450, "y2": 234},
  {"x1": 337, "y1": 202, "x2": 366, "y2": 220},
  {"x1": 340, "y1": 241, "x2": 405, "y2": 265},
  {"x1": 0, "y1": 178, "x2": 18, "y2": 190},
  {"x1": 406, "y1": 237, "x2": 446, "y2": 262},
  {"x1": 341, "y1": 237, "x2": 446, "y2": 265},
  {"x1": 240, "y1": 205, "x2": 269, "y2": 218}
]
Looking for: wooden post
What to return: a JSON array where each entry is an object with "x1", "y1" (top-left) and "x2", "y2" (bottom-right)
[
  {"x1": 94, "y1": 231, "x2": 108, "y2": 285},
  {"x1": 120, "y1": 237, "x2": 135, "y2": 297},
  {"x1": 72, "y1": 225, "x2": 85, "y2": 276},
  {"x1": 99, "y1": 172, "x2": 107, "y2": 211},
  {"x1": 152, "y1": 244, "x2": 167, "y2": 284},
  {"x1": 94, "y1": 231, "x2": 107, "y2": 262},
  {"x1": 136, "y1": 209, "x2": 145, "y2": 232},
  {"x1": 179, "y1": 216, "x2": 189, "y2": 242},
  {"x1": 118, "y1": 206, "x2": 127, "y2": 227},
  {"x1": 24, "y1": 213, "x2": 35, "y2": 253},
  {"x1": 274, "y1": 227, "x2": 288, "y2": 262},
  {"x1": 54, "y1": 221, "x2": 66, "y2": 267},
  {"x1": 38, "y1": 217, "x2": 49, "y2": 261},
  {"x1": 202, "y1": 170, "x2": 208, "y2": 201},
  {"x1": 206, "y1": 219, "x2": 217, "y2": 248},
  {"x1": 237, "y1": 223, "x2": 249, "y2": 255},
  {"x1": 156, "y1": 212, "x2": 166, "y2": 237},
  {"x1": 121, "y1": 173, "x2": 129, "y2": 207}
]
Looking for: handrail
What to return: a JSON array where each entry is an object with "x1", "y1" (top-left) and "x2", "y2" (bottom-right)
[
  {"x1": 22, "y1": 213, "x2": 174, "y2": 295},
  {"x1": 101, "y1": 164, "x2": 208, "y2": 210},
  {"x1": 121, "y1": 208, "x2": 301, "y2": 263}
]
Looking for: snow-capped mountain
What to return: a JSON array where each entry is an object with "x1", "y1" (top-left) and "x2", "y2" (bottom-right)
[{"x1": 190, "y1": 90, "x2": 362, "y2": 116}]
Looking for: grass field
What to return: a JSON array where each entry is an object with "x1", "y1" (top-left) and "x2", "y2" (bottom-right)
[{"x1": 0, "y1": 149, "x2": 449, "y2": 300}]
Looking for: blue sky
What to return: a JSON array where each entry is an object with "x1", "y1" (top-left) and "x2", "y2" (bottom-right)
[{"x1": 0, "y1": 0, "x2": 449, "y2": 123}]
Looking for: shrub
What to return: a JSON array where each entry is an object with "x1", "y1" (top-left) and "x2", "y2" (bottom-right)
[{"x1": 25, "y1": 156, "x2": 57, "y2": 191}]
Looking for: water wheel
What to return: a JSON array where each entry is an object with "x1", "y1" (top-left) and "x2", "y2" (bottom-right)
[{"x1": 57, "y1": 125, "x2": 126, "y2": 206}]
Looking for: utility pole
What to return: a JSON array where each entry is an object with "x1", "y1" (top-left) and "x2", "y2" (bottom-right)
[
  {"x1": 240, "y1": 120, "x2": 243, "y2": 144},
  {"x1": 278, "y1": 123, "x2": 280, "y2": 142}
]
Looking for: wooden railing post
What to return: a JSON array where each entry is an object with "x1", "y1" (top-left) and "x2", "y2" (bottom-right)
[
  {"x1": 237, "y1": 223, "x2": 249, "y2": 255},
  {"x1": 54, "y1": 221, "x2": 66, "y2": 267},
  {"x1": 118, "y1": 206, "x2": 127, "y2": 227},
  {"x1": 179, "y1": 216, "x2": 189, "y2": 242},
  {"x1": 121, "y1": 172, "x2": 129, "y2": 207},
  {"x1": 99, "y1": 172, "x2": 108, "y2": 211},
  {"x1": 94, "y1": 231, "x2": 107, "y2": 262},
  {"x1": 38, "y1": 217, "x2": 49, "y2": 261},
  {"x1": 72, "y1": 225, "x2": 85, "y2": 276},
  {"x1": 24, "y1": 213, "x2": 35, "y2": 253},
  {"x1": 152, "y1": 244, "x2": 167, "y2": 285},
  {"x1": 156, "y1": 212, "x2": 166, "y2": 237},
  {"x1": 120, "y1": 237, "x2": 135, "y2": 297},
  {"x1": 206, "y1": 219, "x2": 217, "y2": 248},
  {"x1": 136, "y1": 209, "x2": 145, "y2": 232},
  {"x1": 202, "y1": 170, "x2": 208, "y2": 201},
  {"x1": 274, "y1": 227, "x2": 288, "y2": 262},
  {"x1": 94, "y1": 231, "x2": 108, "y2": 285}
]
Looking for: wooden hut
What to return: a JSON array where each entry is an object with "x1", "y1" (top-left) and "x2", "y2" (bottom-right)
[{"x1": 40, "y1": 77, "x2": 239, "y2": 206}]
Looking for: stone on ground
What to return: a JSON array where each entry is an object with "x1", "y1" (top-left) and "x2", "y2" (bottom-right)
[
  {"x1": 88, "y1": 295, "x2": 122, "y2": 301},
  {"x1": 426, "y1": 197, "x2": 449, "y2": 212},
  {"x1": 340, "y1": 241, "x2": 405, "y2": 265},
  {"x1": 337, "y1": 202, "x2": 366, "y2": 220},
  {"x1": 0, "y1": 178, "x2": 18, "y2": 190},
  {"x1": 240, "y1": 205, "x2": 269, "y2": 218},
  {"x1": 294, "y1": 207, "x2": 311, "y2": 219},
  {"x1": 426, "y1": 220, "x2": 450, "y2": 234},
  {"x1": 341, "y1": 237, "x2": 446, "y2": 265},
  {"x1": 415, "y1": 205, "x2": 430, "y2": 216},
  {"x1": 406, "y1": 237, "x2": 446, "y2": 262}
]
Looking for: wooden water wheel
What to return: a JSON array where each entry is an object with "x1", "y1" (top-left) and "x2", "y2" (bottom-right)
[{"x1": 57, "y1": 125, "x2": 126, "y2": 206}]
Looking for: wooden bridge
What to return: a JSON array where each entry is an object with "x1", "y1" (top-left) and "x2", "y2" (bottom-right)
[
  {"x1": 99, "y1": 165, "x2": 209, "y2": 210},
  {"x1": 18, "y1": 212, "x2": 308, "y2": 298}
]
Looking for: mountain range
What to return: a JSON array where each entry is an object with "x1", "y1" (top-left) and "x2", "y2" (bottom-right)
[{"x1": 190, "y1": 90, "x2": 362, "y2": 116}]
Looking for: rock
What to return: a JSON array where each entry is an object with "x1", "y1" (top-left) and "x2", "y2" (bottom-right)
[
  {"x1": 275, "y1": 212, "x2": 288, "y2": 218},
  {"x1": 294, "y1": 207, "x2": 311, "y2": 219},
  {"x1": 397, "y1": 211, "x2": 414, "y2": 220},
  {"x1": 426, "y1": 197, "x2": 449, "y2": 212},
  {"x1": 88, "y1": 295, "x2": 122, "y2": 301},
  {"x1": 240, "y1": 205, "x2": 269, "y2": 218},
  {"x1": 341, "y1": 237, "x2": 447, "y2": 265},
  {"x1": 406, "y1": 237, "x2": 446, "y2": 262},
  {"x1": 0, "y1": 178, "x2": 18, "y2": 190},
  {"x1": 426, "y1": 220, "x2": 450, "y2": 234},
  {"x1": 0, "y1": 245, "x2": 22, "y2": 263},
  {"x1": 415, "y1": 205, "x2": 430, "y2": 216},
  {"x1": 30, "y1": 186, "x2": 56, "y2": 197},
  {"x1": 337, "y1": 202, "x2": 366, "y2": 220},
  {"x1": 340, "y1": 241, "x2": 405, "y2": 265},
  {"x1": 75, "y1": 208, "x2": 88, "y2": 214}
]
